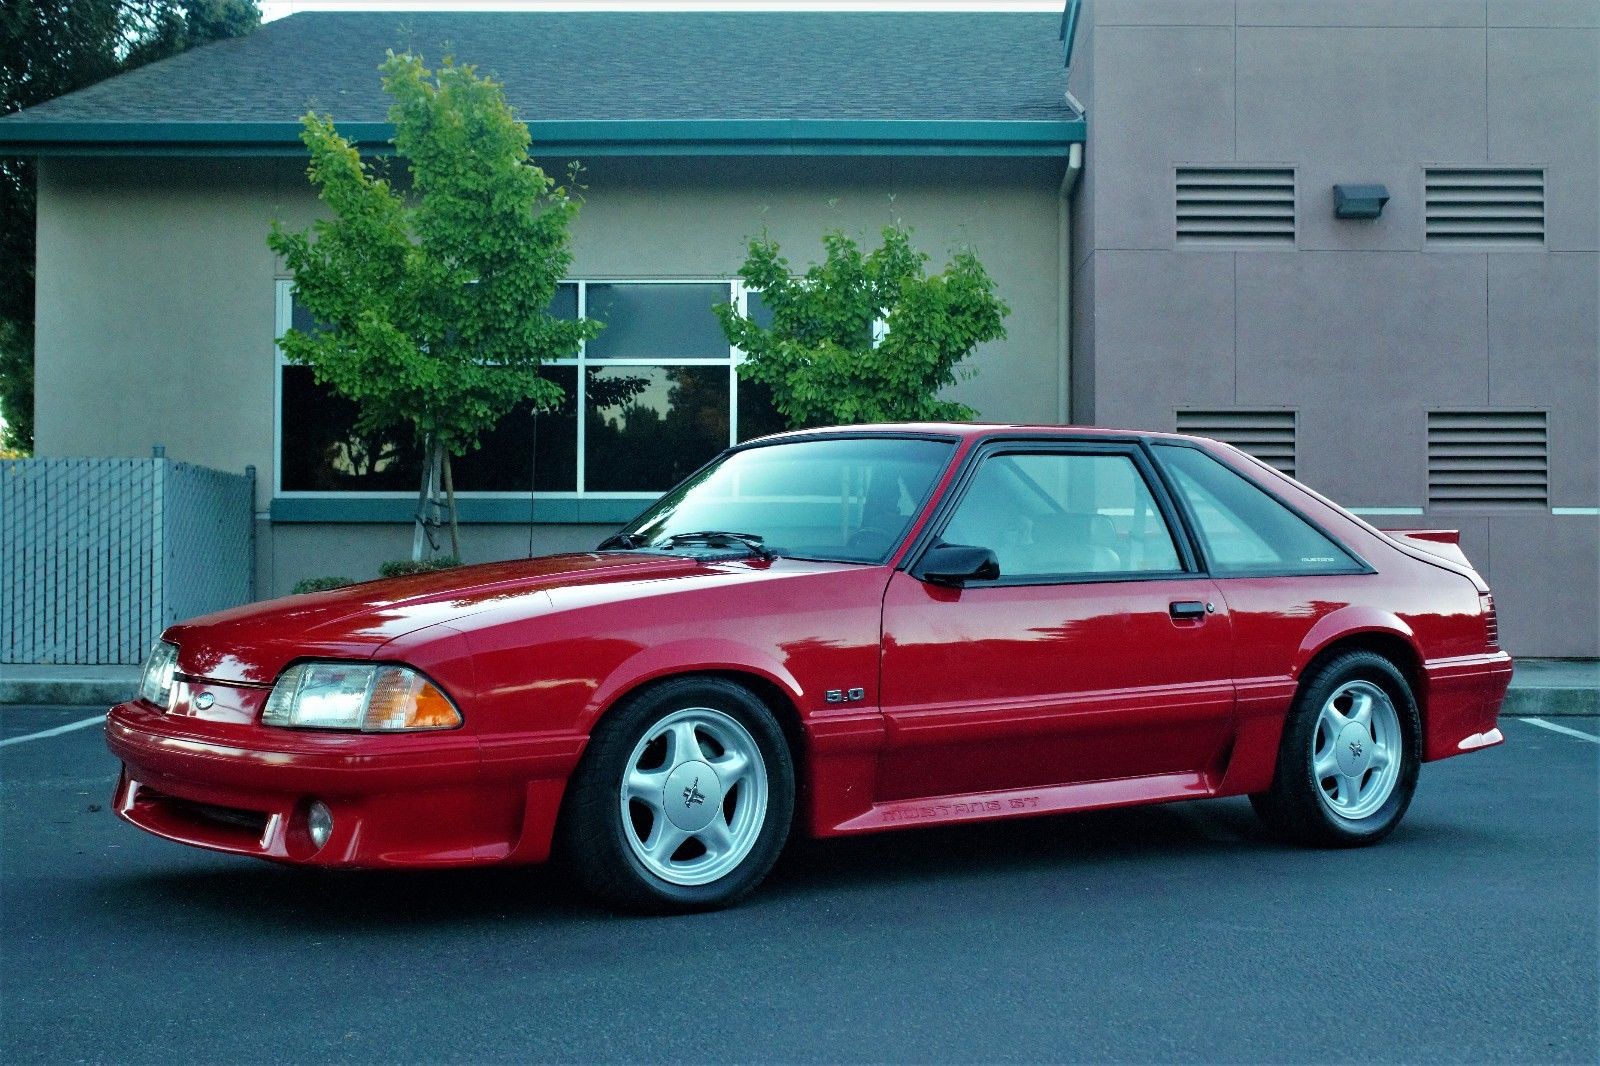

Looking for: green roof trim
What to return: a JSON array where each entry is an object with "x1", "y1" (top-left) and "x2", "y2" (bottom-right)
[
  {"x1": 0, "y1": 118, "x2": 1084, "y2": 158},
  {"x1": 270, "y1": 495, "x2": 645, "y2": 525}
]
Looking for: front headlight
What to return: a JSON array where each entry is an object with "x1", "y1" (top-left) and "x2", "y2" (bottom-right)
[
  {"x1": 139, "y1": 641, "x2": 179, "y2": 708},
  {"x1": 261, "y1": 662, "x2": 462, "y2": 732}
]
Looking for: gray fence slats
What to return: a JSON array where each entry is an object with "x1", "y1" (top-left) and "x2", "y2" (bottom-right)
[{"x1": 1, "y1": 458, "x2": 254, "y2": 666}]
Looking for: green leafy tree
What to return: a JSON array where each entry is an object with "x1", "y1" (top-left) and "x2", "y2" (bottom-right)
[
  {"x1": 268, "y1": 52, "x2": 598, "y2": 560},
  {"x1": 0, "y1": 0, "x2": 261, "y2": 452},
  {"x1": 715, "y1": 224, "x2": 1008, "y2": 429}
]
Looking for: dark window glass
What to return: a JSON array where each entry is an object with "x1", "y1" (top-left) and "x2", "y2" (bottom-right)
[
  {"x1": 585, "y1": 283, "x2": 730, "y2": 359},
  {"x1": 292, "y1": 285, "x2": 577, "y2": 334},
  {"x1": 585, "y1": 366, "x2": 730, "y2": 491},
  {"x1": 1156, "y1": 444, "x2": 1363, "y2": 575},
  {"x1": 280, "y1": 365, "x2": 576, "y2": 492},
  {"x1": 280, "y1": 366, "x2": 422, "y2": 491},
  {"x1": 290, "y1": 295, "x2": 325, "y2": 335},
  {"x1": 282, "y1": 282, "x2": 755, "y2": 496},
  {"x1": 621, "y1": 437, "x2": 955, "y2": 564},
  {"x1": 549, "y1": 282, "x2": 579, "y2": 321},
  {"x1": 942, "y1": 452, "x2": 1183, "y2": 579},
  {"x1": 736, "y1": 374, "x2": 786, "y2": 442},
  {"x1": 746, "y1": 288, "x2": 776, "y2": 330},
  {"x1": 450, "y1": 365, "x2": 578, "y2": 492}
]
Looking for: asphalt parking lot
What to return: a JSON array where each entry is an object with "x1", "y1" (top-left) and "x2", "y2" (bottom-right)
[{"x1": 2, "y1": 706, "x2": 1595, "y2": 1064}]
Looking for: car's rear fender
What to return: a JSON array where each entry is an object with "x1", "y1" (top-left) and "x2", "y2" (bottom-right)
[
  {"x1": 1291, "y1": 608, "x2": 1423, "y2": 684},
  {"x1": 1218, "y1": 610, "x2": 1427, "y2": 797},
  {"x1": 1292, "y1": 609, "x2": 1428, "y2": 723}
]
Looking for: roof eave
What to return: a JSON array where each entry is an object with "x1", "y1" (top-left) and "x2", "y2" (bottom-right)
[{"x1": 0, "y1": 118, "x2": 1085, "y2": 158}]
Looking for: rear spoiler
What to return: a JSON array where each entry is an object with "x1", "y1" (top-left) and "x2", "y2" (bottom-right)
[{"x1": 1380, "y1": 528, "x2": 1473, "y2": 569}]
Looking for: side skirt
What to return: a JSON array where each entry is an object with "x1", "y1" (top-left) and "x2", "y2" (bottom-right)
[{"x1": 825, "y1": 771, "x2": 1215, "y2": 836}]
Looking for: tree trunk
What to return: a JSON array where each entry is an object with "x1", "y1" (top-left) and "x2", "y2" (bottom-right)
[
  {"x1": 443, "y1": 449, "x2": 461, "y2": 560},
  {"x1": 411, "y1": 434, "x2": 435, "y2": 563},
  {"x1": 526, "y1": 411, "x2": 538, "y2": 558},
  {"x1": 412, "y1": 436, "x2": 454, "y2": 562}
]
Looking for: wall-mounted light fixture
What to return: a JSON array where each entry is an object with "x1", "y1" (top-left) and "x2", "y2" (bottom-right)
[{"x1": 1333, "y1": 183, "x2": 1390, "y2": 219}]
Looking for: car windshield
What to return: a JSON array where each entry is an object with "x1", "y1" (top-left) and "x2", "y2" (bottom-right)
[{"x1": 613, "y1": 436, "x2": 956, "y2": 564}]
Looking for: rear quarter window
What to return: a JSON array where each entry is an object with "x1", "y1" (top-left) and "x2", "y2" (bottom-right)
[{"x1": 1155, "y1": 444, "x2": 1365, "y2": 577}]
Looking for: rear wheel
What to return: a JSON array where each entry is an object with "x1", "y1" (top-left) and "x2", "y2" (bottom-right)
[
  {"x1": 1250, "y1": 650, "x2": 1421, "y2": 847},
  {"x1": 559, "y1": 677, "x2": 794, "y2": 912}
]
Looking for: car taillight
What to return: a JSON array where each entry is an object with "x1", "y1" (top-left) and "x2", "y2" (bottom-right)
[{"x1": 1480, "y1": 592, "x2": 1499, "y2": 647}]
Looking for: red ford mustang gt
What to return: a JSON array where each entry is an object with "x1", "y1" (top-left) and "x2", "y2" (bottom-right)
[{"x1": 107, "y1": 425, "x2": 1512, "y2": 910}]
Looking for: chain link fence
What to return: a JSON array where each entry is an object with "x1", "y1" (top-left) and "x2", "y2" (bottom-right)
[{"x1": 1, "y1": 456, "x2": 255, "y2": 665}]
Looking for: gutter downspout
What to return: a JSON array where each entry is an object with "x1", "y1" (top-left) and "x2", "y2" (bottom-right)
[{"x1": 1057, "y1": 140, "x2": 1083, "y2": 425}]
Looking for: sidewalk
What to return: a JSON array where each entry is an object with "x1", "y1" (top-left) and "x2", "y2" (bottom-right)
[
  {"x1": 1, "y1": 658, "x2": 1595, "y2": 713},
  {"x1": 1501, "y1": 659, "x2": 1599, "y2": 716}
]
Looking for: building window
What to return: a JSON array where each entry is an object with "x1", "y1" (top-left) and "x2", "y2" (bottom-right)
[{"x1": 274, "y1": 280, "x2": 785, "y2": 500}]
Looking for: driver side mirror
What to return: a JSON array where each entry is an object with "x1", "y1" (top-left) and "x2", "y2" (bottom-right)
[{"x1": 916, "y1": 542, "x2": 1000, "y2": 587}]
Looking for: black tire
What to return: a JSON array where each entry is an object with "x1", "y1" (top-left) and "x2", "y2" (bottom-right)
[
  {"x1": 558, "y1": 677, "x2": 795, "y2": 912},
  {"x1": 1250, "y1": 650, "x2": 1422, "y2": 847}
]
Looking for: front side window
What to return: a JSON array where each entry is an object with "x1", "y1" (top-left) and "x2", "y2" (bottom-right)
[
  {"x1": 1155, "y1": 444, "x2": 1363, "y2": 576},
  {"x1": 620, "y1": 436, "x2": 955, "y2": 564},
  {"x1": 275, "y1": 280, "x2": 785, "y2": 497},
  {"x1": 940, "y1": 451, "x2": 1184, "y2": 580}
]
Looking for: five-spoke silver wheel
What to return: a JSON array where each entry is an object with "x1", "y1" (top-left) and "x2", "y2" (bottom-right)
[
  {"x1": 1312, "y1": 679, "x2": 1401, "y2": 821},
  {"x1": 619, "y1": 707, "x2": 769, "y2": 886}
]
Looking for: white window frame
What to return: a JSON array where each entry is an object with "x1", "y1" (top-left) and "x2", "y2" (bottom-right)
[{"x1": 273, "y1": 278, "x2": 757, "y2": 501}]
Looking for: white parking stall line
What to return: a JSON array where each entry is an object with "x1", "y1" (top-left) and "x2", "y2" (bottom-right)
[
  {"x1": 1514, "y1": 717, "x2": 1600, "y2": 745},
  {"x1": 0, "y1": 715, "x2": 106, "y2": 748}
]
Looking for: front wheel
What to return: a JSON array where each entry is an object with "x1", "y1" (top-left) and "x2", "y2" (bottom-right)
[
  {"x1": 1250, "y1": 650, "x2": 1422, "y2": 847},
  {"x1": 559, "y1": 678, "x2": 794, "y2": 912}
]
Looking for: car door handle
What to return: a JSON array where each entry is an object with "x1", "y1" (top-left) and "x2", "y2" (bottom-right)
[{"x1": 1169, "y1": 600, "x2": 1207, "y2": 621}]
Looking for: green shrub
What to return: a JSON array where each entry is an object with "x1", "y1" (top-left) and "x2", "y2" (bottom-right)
[
  {"x1": 291, "y1": 575, "x2": 354, "y2": 594},
  {"x1": 714, "y1": 222, "x2": 1008, "y2": 428},
  {"x1": 379, "y1": 556, "x2": 462, "y2": 578}
]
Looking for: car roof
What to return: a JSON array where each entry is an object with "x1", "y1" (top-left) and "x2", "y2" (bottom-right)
[{"x1": 742, "y1": 422, "x2": 1199, "y2": 446}]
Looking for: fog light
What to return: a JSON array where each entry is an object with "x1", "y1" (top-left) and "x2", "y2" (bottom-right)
[{"x1": 307, "y1": 801, "x2": 334, "y2": 850}]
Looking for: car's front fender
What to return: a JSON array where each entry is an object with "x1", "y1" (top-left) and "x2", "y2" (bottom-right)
[{"x1": 579, "y1": 637, "x2": 807, "y2": 732}]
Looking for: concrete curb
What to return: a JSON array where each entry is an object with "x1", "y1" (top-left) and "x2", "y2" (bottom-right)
[
  {"x1": 1501, "y1": 686, "x2": 1598, "y2": 716},
  {"x1": 0, "y1": 668, "x2": 137, "y2": 709}
]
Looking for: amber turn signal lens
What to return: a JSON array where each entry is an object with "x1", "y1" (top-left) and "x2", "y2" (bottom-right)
[{"x1": 362, "y1": 666, "x2": 463, "y2": 732}]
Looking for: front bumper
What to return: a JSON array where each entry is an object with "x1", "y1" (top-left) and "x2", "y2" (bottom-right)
[{"x1": 106, "y1": 699, "x2": 585, "y2": 868}]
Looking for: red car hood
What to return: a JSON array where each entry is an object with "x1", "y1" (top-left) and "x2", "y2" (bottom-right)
[{"x1": 165, "y1": 553, "x2": 703, "y2": 686}]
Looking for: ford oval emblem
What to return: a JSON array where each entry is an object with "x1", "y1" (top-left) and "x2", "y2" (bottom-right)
[{"x1": 192, "y1": 692, "x2": 215, "y2": 711}]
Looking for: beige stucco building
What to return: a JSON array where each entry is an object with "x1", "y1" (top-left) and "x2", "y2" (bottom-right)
[{"x1": 34, "y1": 152, "x2": 1073, "y2": 595}]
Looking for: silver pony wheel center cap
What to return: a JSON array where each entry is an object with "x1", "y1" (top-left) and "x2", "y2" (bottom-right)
[
  {"x1": 663, "y1": 760, "x2": 722, "y2": 832},
  {"x1": 1335, "y1": 723, "x2": 1373, "y2": 777}
]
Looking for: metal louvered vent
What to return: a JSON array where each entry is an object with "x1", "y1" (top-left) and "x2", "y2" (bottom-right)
[
  {"x1": 1424, "y1": 168, "x2": 1545, "y2": 246},
  {"x1": 1427, "y1": 411, "x2": 1548, "y2": 508},
  {"x1": 1176, "y1": 167, "x2": 1296, "y2": 247},
  {"x1": 1176, "y1": 410, "x2": 1297, "y2": 476}
]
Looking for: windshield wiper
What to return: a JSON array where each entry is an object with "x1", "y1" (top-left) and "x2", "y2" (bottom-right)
[
  {"x1": 596, "y1": 532, "x2": 648, "y2": 551},
  {"x1": 661, "y1": 530, "x2": 776, "y2": 561}
]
